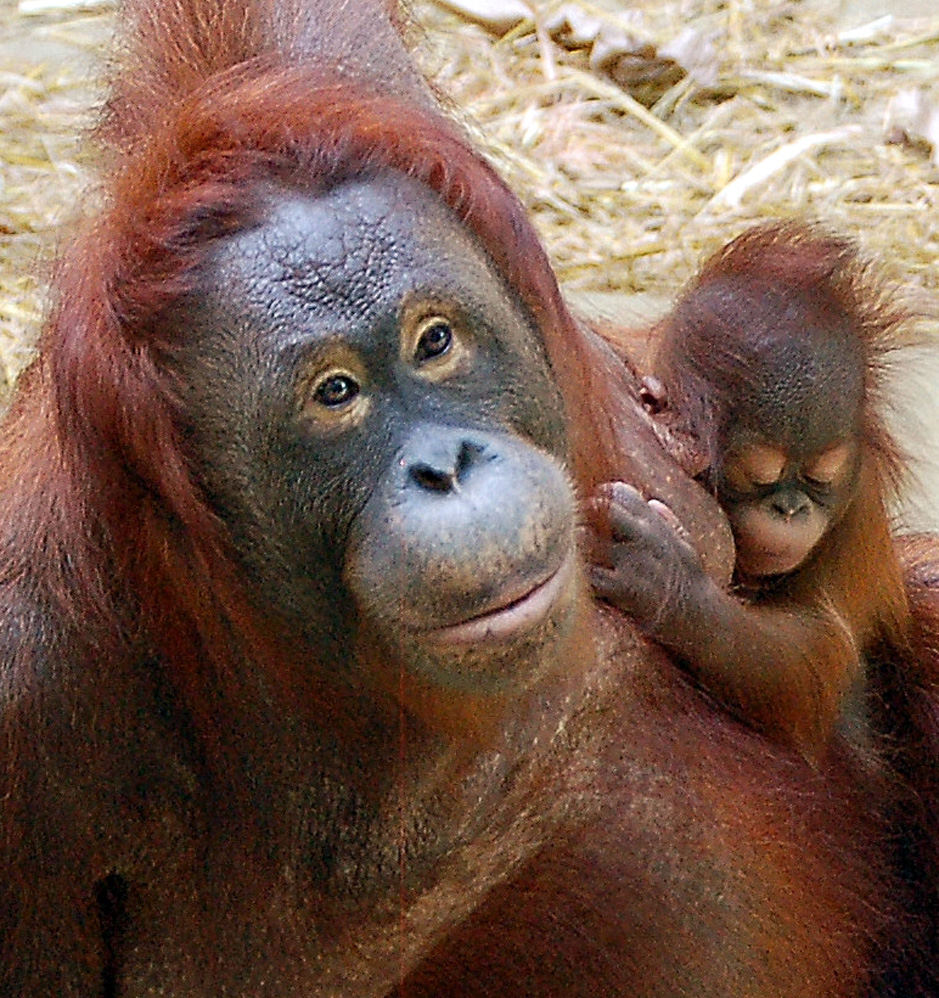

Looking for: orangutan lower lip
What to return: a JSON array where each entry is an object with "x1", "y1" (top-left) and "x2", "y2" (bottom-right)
[{"x1": 426, "y1": 548, "x2": 576, "y2": 646}]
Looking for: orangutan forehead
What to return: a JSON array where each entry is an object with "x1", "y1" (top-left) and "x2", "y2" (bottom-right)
[
  {"x1": 674, "y1": 278, "x2": 866, "y2": 451},
  {"x1": 200, "y1": 174, "x2": 523, "y2": 334},
  {"x1": 732, "y1": 325, "x2": 864, "y2": 450}
]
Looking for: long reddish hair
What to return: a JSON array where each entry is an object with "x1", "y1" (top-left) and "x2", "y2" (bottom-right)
[{"x1": 1, "y1": 0, "x2": 628, "y2": 737}]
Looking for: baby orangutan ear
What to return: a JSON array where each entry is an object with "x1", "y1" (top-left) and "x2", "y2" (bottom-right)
[
  {"x1": 639, "y1": 375, "x2": 667, "y2": 413},
  {"x1": 639, "y1": 376, "x2": 711, "y2": 478}
]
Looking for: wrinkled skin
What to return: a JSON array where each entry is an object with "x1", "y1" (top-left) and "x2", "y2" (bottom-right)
[
  {"x1": 2, "y1": 153, "x2": 933, "y2": 998},
  {"x1": 98, "y1": 172, "x2": 597, "y2": 989},
  {"x1": 176, "y1": 176, "x2": 580, "y2": 700},
  {"x1": 3, "y1": 0, "x2": 938, "y2": 989}
]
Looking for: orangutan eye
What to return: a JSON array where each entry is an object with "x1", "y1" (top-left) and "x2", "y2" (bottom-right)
[
  {"x1": 313, "y1": 373, "x2": 360, "y2": 408},
  {"x1": 414, "y1": 318, "x2": 453, "y2": 363},
  {"x1": 804, "y1": 442, "x2": 853, "y2": 488},
  {"x1": 723, "y1": 443, "x2": 787, "y2": 492}
]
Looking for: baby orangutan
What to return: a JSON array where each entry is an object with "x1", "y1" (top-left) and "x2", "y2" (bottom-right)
[{"x1": 593, "y1": 222, "x2": 912, "y2": 759}]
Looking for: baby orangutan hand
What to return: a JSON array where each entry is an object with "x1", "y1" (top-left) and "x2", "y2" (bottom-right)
[{"x1": 589, "y1": 481, "x2": 707, "y2": 627}]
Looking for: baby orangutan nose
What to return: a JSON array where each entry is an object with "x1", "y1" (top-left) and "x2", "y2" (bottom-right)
[{"x1": 771, "y1": 488, "x2": 812, "y2": 520}]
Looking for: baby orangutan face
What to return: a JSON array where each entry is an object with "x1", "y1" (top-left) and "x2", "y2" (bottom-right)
[{"x1": 717, "y1": 438, "x2": 859, "y2": 579}]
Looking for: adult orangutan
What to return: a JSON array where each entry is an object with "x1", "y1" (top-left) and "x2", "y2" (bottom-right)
[{"x1": 0, "y1": 0, "x2": 935, "y2": 995}]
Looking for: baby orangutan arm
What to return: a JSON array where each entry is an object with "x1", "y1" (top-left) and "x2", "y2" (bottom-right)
[{"x1": 590, "y1": 482, "x2": 857, "y2": 759}]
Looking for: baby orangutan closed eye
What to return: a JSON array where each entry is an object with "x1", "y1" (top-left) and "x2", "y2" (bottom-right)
[
  {"x1": 592, "y1": 222, "x2": 912, "y2": 760},
  {"x1": 719, "y1": 437, "x2": 858, "y2": 579}
]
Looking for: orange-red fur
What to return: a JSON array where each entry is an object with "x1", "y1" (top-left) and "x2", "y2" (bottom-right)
[
  {"x1": 0, "y1": 2, "x2": 935, "y2": 995},
  {"x1": 641, "y1": 224, "x2": 913, "y2": 756}
]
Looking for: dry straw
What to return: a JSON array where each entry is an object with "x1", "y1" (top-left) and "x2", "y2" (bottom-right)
[{"x1": 1, "y1": 0, "x2": 938, "y2": 389}]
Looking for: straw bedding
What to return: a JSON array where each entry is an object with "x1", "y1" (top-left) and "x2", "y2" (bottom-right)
[{"x1": 1, "y1": 0, "x2": 937, "y2": 389}]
